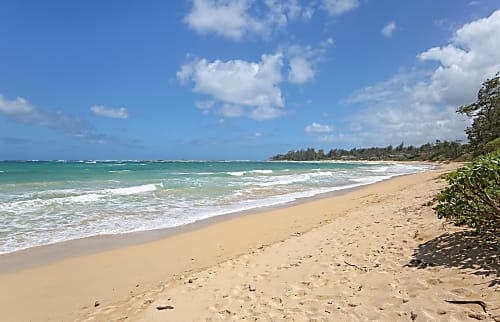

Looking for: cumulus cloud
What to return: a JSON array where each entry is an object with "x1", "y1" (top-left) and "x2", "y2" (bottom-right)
[
  {"x1": 178, "y1": 53, "x2": 286, "y2": 120},
  {"x1": 183, "y1": 0, "x2": 266, "y2": 40},
  {"x1": 305, "y1": 122, "x2": 333, "y2": 133},
  {"x1": 286, "y1": 40, "x2": 333, "y2": 84},
  {"x1": 90, "y1": 105, "x2": 129, "y2": 119},
  {"x1": 288, "y1": 56, "x2": 315, "y2": 84},
  {"x1": 416, "y1": 9, "x2": 500, "y2": 106},
  {"x1": 183, "y1": 0, "x2": 354, "y2": 41},
  {"x1": 183, "y1": 0, "x2": 307, "y2": 40},
  {"x1": 342, "y1": 10, "x2": 500, "y2": 147},
  {"x1": 265, "y1": 0, "x2": 302, "y2": 28},
  {"x1": 321, "y1": 0, "x2": 359, "y2": 16},
  {"x1": 381, "y1": 21, "x2": 396, "y2": 38}
]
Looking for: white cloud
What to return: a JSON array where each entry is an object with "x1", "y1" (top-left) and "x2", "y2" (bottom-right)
[
  {"x1": 90, "y1": 105, "x2": 129, "y2": 119},
  {"x1": 417, "y1": 9, "x2": 500, "y2": 106},
  {"x1": 265, "y1": 0, "x2": 302, "y2": 28},
  {"x1": 178, "y1": 53, "x2": 286, "y2": 120},
  {"x1": 183, "y1": 1, "x2": 354, "y2": 41},
  {"x1": 248, "y1": 105, "x2": 288, "y2": 121},
  {"x1": 288, "y1": 56, "x2": 315, "y2": 84},
  {"x1": 381, "y1": 21, "x2": 396, "y2": 38},
  {"x1": 342, "y1": 11, "x2": 500, "y2": 147},
  {"x1": 286, "y1": 40, "x2": 333, "y2": 84},
  {"x1": 220, "y1": 104, "x2": 245, "y2": 118},
  {"x1": 321, "y1": 0, "x2": 359, "y2": 16},
  {"x1": 305, "y1": 122, "x2": 333, "y2": 133},
  {"x1": 183, "y1": 0, "x2": 266, "y2": 40},
  {"x1": 0, "y1": 95, "x2": 36, "y2": 116},
  {"x1": 183, "y1": 0, "x2": 308, "y2": 41}
]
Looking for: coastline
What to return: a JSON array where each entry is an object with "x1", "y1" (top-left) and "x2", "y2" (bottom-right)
[
  {"x1": 1, "y1": 162, "x2": 497, "y2": 321},
  {"x1": 0, "y1": 161, "x2": 435, "y2": 273}
]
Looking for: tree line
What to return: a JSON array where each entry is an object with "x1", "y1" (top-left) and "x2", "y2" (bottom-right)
[{"x1": 270, "y1": 140, "x2": 467, "y2": 162}]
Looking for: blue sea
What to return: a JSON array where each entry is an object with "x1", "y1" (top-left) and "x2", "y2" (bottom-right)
[{"x1": 0, "y1": 160, "x2": 433, "y2": 254}]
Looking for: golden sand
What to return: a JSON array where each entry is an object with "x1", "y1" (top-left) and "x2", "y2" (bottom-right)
[{"x1": 0, "y1": 163, "x2": 498, "y2": 321}]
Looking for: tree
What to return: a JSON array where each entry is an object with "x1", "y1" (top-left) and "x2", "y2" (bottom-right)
[
  {"x1": 433, "y1": 150, "x2": 500, "y2": 233},
  {"x1": 458, "y1": 72, "x2": 500, "y2": 155}
]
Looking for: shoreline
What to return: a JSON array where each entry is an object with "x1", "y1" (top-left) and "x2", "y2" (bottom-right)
[
  {"x1": 3, "y1": 162, "x2": 495, "y2": 321},
  {"x1": 0, "y1": 164, "x2": 435, "y2": 273}
]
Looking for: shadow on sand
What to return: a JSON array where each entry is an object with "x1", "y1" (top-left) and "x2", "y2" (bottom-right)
[{"x1": 407, "y1": 230, "x2": 499, "y2": 287}]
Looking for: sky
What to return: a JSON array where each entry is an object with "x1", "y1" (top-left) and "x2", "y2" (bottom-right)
[{"x1": 1, "y1": 0, "x2": 499, "y2": 160}]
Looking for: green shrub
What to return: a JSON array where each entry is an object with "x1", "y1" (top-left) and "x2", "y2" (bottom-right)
[
  {"x1": 484, "y1": 137, "x2": 500, "y2": 153},
  {"x1": 434, "y1": 151, "x2": 500, "y2": 232}
]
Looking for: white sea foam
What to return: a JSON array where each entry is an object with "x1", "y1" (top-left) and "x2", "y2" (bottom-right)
[
  {"x1": 0, "y1": 161, "x2": 433, "y2": 255},
  {"x1": 252, "y1": 173, "x2": 312, "y2": 187},
  {"x1": 366, "y1": 166, "x2": 389, "y2": 173},
  {"x1": 228, "y1": 169, "x2": 273, "y2": 176},
  {"x1": 251, "y1": 170, "x2": 273, "y2": 174},
  {"x1": 228, "y1": 171, "x2": 246, "y2": 176},
  {"x1": 104, "y1": 183, "x2": 159, "y2": 196}
]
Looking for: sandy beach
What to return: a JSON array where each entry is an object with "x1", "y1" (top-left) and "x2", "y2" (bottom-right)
[{"x1": 0, "y1": 163, "x2": 498, "y2": 321}]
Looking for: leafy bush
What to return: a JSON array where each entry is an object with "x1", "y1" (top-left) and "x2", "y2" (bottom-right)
[
  {"x1": 434, "y1": 151, "x2": 500, "y2": 232},
  {"x1": 484, "y1": 137, "x2": 500, "y2": 153}
]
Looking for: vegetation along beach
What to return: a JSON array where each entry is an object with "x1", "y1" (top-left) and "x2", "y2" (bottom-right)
[{"x1": 0, "y1": 1, "x2": 499, "y2": 321}]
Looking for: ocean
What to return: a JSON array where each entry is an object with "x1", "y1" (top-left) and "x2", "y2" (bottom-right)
[{"x1": 0, "y1": 160, "x2": 433, "y2": 255}]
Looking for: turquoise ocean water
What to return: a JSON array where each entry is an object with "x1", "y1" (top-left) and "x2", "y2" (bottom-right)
[{"x1": 0, "y1": 160, "x2": 432, "y2": 254}]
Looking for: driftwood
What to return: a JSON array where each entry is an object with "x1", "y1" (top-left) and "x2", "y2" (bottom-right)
[
  {"x1": 445, "y1": 300, "x2": 488, "y2": 313},
  {"x1": 156, "y1": 305, "x2": 174, "y2": 311}
]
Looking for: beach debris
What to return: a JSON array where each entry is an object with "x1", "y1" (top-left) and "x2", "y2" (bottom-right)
[
  {"x1": 248, "y1": 284, "x2": 256, "y2": 292},
  {"x1": 218, "y1": 309, "x2": 232, "y2": 316},
  {"x1": 344, "y1": 260, "x2": 366, "y2": 271},
  {"x1": 94, "y1": 301, "x2": 100, "y2": 308},
  {"x1": 410, "y1": 311, "x2": 417, "y2": 321},
  {"x1": 468, "y1": 312, "x2": 487, "y2": 320},
  {"x1": 445, "y1": 299, "x2": 488, "y2": 313},
  {"x1": 156, "y1": 305, "x2": 174, "y2": 311}
]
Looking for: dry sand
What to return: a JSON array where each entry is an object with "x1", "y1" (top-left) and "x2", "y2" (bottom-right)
[{"x1": 0, "y1": 163, "x2": 498, "y2": 321}]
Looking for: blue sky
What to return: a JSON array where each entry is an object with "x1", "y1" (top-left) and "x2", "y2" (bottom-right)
[{"x1": 1, "y1": 0, "x2": 499, "y2": 160}]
